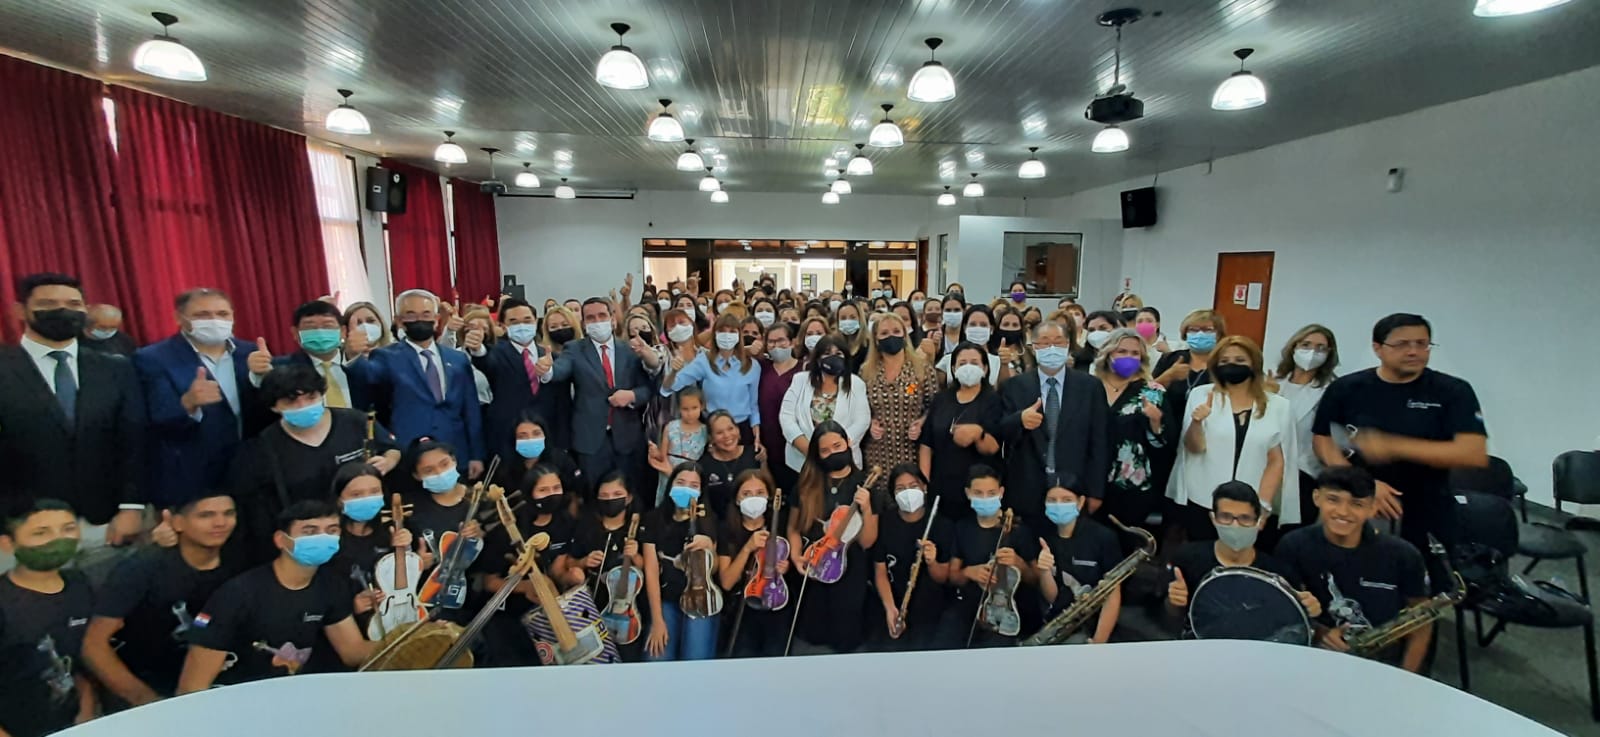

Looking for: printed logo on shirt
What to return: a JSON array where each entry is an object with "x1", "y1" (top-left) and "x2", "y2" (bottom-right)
[
  {"x1": 193, "y1": 612, "x2": 211, "y2": 628},
  {"x1": 171, "y1": 601, "x2": 196, "y2": 640},
  {"x1": 37, "y1": 635, "x2": 75, "y2": 704},
  {"x1": 335, "y1": 449, "x2": 365, "y2": 464},
  {"x1": 1406, "y1": 400, "x2": 1441, "y2": 410},
  {"x1": 68, "y1": 617, "x2": 88, "y2": 628},
  {"x1": 1358, "y1": 578, "x2": 1397, "y2": 592},
  {"x1": 1057, "y1": 570, "x2": 1091, "y2": 598},
  {"x1": 252, "y1": 641, "x2": 312, "y2": 675},
  {"x1": 885, "y1": 554, "x2": 900, "y2": 583},
  {"x1": 302, "y1": 613, "x2": 324, "y2": 623},
  {"x1": 1070, "y1": 558, "x2": 1100, "y2": 569},
  {"x1": 1325, "y1": 574, "x2": 1373, "y2": 632}
]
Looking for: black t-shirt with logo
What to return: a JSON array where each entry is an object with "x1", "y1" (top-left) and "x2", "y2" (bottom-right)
[
  {"x1": 479, "y1": 511, "x2": 576, "y2": 617},
  {"x1": 872, "y1": 511, "x2": 954, "y2": 625},
  {"x1": 700, "y1": 446, "x2": 761, "y2": 517},
  {"x1": 93, "y1": 547, "x2": 243, "y2": 694},
  {"x1": 570, "y1": 514, "x2": 637, "y2": 612},
  {"x1": 185, "y1": 564, "x2": 354, "y2": 685},
  {"x1": 1039, "y1": 517, "x2": 1124, "y2": 616},
  {"x1": 950, "y1": 514, "x2": 1040, "y2": 617},
  {"x1": 642, "y1": 507, "x2": 719, "y2": 602},
  {"x1": 0, "y1": 572, "x2": 93, "y2": 737},
  {"x1": 1167, "y1": 540, "x2": 1299, "y2": 607},
  {"x1": 1312, "y1": 368, "x2": 1485, "y2": 502},
  {"x1": 1274, "y1": 523, "x2": 1428, "y2": 634}
]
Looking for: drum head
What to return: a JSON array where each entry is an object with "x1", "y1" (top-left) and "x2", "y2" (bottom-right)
[{"x1": 1188, "y1": 567, "x2": 1311, "y2": 645}]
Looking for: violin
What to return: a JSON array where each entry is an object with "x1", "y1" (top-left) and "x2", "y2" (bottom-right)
[
  {"x1": 520, "y1": 539, "x2": 617, "y2": 665},
  {"x1": 419, "y1": 458, "x2": 497, "y2": 609},
  {"x1": 368, "y1": 494, "x2": 427, "y2": 639},
  {"x1": 801, "y1": 466, "x2": 883, "y2": 584},
  {"x1": 890, "y1": 496, "x2": 941, "y2": 639},
  {"x1": 743, "y1": 492, "x2": 790, "y2": 611},
  {"x1": 972, "y1": 509, "x2": 1022, "y2": 641},
  {"x1": 677, "y1": 498, "x2": 722, "y2": 619},
  {"x1": 600, "y1": 514, "x2": 644, "y2": 644}
]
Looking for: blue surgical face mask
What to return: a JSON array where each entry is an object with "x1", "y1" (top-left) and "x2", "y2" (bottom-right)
[
  {"x1": 515, "y1": 437, "x2": 546, "y2": 459},
  {"x1": 281, "y1": 401, "x2": 326, "y2": 429},
  {"x1": 968, "y1": 495, "x2": 1002, "y2": 518},
  {"x1": 1186, "y1": 331, "x2": 1218, "y2": 353},
  {"x1": 669, "y1": 485, "x2": 701, "y2": 509},
  {"x1": 506, "y1": 323, "x2": 539, "y2": 346},
  {"x1": 342, "y1": 495, "x2": 384, "y2": 522},
  {"x1": 838, "y1": 319, "x2": 861, "y2": 335},
  {"x1": 298, "y1": 328, "x2": 342, "y2": 355},
  {"x1": 1045, "y1": 501, "x2": 1080, "y2": 526},
  {"x1": 288, "y1": 533, "x2": 340, "y2": 567},
  {"x1": 421, "y1": 467, "x2": 460, "y2": 494},
  {"x1": 1035, "y1": 345, "x2": 1070, "y2": 371}
]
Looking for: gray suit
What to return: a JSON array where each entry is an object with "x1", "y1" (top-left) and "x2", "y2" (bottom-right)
[{"x1": 544, "y1": 337, "x2": 656, "y2": 491}]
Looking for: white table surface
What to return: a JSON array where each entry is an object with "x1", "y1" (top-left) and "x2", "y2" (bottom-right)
[{"x1": 61, "y1": 640, "x2": 1557, "y2": 737}]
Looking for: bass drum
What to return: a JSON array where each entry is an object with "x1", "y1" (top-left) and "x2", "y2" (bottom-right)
[
  {"x1": 362, "y1": 621, "x2": 473, "y2": 671},
  {"x1": 1187, "y1": 566, "x2": 1312, "y2": 645}
]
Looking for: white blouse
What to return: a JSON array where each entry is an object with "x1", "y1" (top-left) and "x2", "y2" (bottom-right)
[
  {"x1": 1165, "y1": 385, "x2": 1302, "y2": 526},
  {"x1": 1275, "y1": 377, "x2": 1330, "y2": 479}
]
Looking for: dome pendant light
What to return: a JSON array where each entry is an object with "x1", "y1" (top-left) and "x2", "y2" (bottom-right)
[
  {"x1": 962, "y1": 173, "x2": 984, "y2": 198},
  {"x1": 434, "y1": 130, "x2": 468, "y2": 164},
  {"x1": 710, "y1": 190, "x2": 729, "y2": 204},
  {"x1": 647, "y1": 99, "x2": 685, "y2": 142},
  {"x1": 831, "y1": 176, "x2": 852, "y2": 195},
  {"x1": 936, "y1": 186, "x2": 956, "y2": 206},
  {"x1": 324, "y1": 89, "x2": 371, "y2": 135},
  {"x1": 676, "y1": 138, "x2": 705, "y2": 171},
  {"x1": 907, "y1": 37, "x2": 956, "y2": 103},
  {"x1": 1473, "y1": 0, "x2": 1573, "y2": 16},
  {"x1": 869, "y1": 104, "x2": 904, "y2": 148},
  {"x1": 1017, "y1": 147, "x2": 1046, "y2": 179},
  {"x1": 846, "y1": 143, "x2": 874, "y2": 176},
  {"x1": 698, "y1": 167, "x2": 721, "y2": 192},
  {"x1": 822, "y1": 189, "x2": 840, "y2": 205},
  {"x1": 1211, "y1": 48, "x2": 1267, "y2": 111},
  {"x1": 595, "y1": 22, "x2": 649, "y2": 89},
  {"x1": 554, "y1": 178, "x2": 576, "y2": 199},
  {"x1": 133, "y1": 12, "x2": 207, "y2": 82},
  {"x1": 1092, "y1": 125, "x2": 1129, "y2": 154},
  {"x1": 514, "y1": 163, "x2": 540, "y2": 189}
]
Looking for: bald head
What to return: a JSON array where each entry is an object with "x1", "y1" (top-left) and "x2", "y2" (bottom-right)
[{"x1": 87, "y1": 304, "x2": 123, "y2": 333}]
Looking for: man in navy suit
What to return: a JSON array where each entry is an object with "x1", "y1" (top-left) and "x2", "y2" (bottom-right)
[
  {"x1": 470, "y1": 297, "x2": 562, "y2": 463},
  {"x1": 539, "y1": 297, "x2": 655, "y2": 492},
  {"x1": 269, "y1": 300, "x2": 369, "y2": 411},
  {"x1": 134, "y1": 288, "x2": 273, "y2": 509},
  {"x1": 343, "y1": 289, "x2": 484, "y2": 479}
]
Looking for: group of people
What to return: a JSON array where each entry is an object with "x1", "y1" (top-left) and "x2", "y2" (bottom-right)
[{"x1": 0, "y1": 268, "x2": 1489, "y2": 736}]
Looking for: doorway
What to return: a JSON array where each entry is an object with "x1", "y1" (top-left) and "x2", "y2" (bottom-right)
[{"x1": 1212, "y1": 252, "x2": 1274, "y2": 347}]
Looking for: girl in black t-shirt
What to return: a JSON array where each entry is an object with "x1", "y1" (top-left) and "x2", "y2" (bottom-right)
[
  {"x1": 919, "y1": 343, "x2": 1003, "y2": 521},
  {"x1": 872, "y1": 464, "x2": 953, "y2": 652},
  {"x1": 701, "y1": 411, "x2": 761, "y2": 515},
  {"x1": 562, "y1": 471, "x2": 645, "y2": 661},
  {"x1": 499, "y1": 411, "x2": 588, "y2": 515},
  {"x1": 643, "y1": 463, "x2": 719, "y2": 661},
  {"x1": 717, "y1": 469, "x2": 791, "y2": 658},
  {"x1": 479, "y1": 463, "x2": 576, "y2": 667},
  {"x1": 786, "y1": 422, "x2": 879, "y2": 653},
  {"x1": 330, "y1": 463, "x2": 426, "y2": 638}
]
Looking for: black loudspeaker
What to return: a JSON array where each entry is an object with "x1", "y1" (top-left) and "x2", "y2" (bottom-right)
[
  {"x1": 1120, "y1": 186, "x2": 1157, "y2": 228},
  {"x1": 366, "y1": 166, "x2": 408, "y2": 214}
]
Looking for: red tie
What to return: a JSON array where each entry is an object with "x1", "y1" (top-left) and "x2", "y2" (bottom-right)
[
  {"x1": 522, "y1": 348, "x2": 539, "y2": 396},
  {"x1": 599, "y1": 344, "x2": 615, "y2": 426}
]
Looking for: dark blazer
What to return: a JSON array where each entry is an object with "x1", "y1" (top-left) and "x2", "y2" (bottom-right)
[
  {"x1": 473, "y1": 340, "x2": 573, "y2": 461},
  {"x1": 272, "y1": 352, "x2": 372, "y2": 411},
  {"x1": 0, "y1": 345, "x2": 146, "y2": 523},
  {"x1": 993, "y1": 367, "x2": 1110, "y2": 528},
  {"x1": 134, "y1": 334, "x2": 267, "y2": 508},
  {"x1": 544, "y1": 338, "x2": 654, "y2": 456},
  {"x1": 344, "y1": 341, "x2": 483, "y2": 462}
]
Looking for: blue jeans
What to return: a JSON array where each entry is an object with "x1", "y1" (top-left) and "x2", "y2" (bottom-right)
[{"x1": 648, "y1": 601, "x2": 719, "y2": 661}]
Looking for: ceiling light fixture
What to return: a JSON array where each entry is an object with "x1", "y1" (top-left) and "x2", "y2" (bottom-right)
[
  {"x1": 1211, "y1": 48, "x2": 1267, "y2": 111},
  {"x1": 699, "y1": 167, "x2": 721, "y2": 192},
  {"x1": 907, "y1": 37, "x2": 956, "y2": 102},
  {"x1": 595, "y1": 22, "x2": 648, "y2": 89},
  {"x1": 675, "y1": 138, "x2": 704, "y2": 171},
  {"x1": 434, "y1": 130, "x2": 467, "y2": 164},
  {"x1": 1092, "y1": 125, "x2": 1129, "y2": 153},
  {"x1": 1473, "y1": 0, "x2": 1573, "y2": 16},
  {"x1": 1018, "y1": 147, "x2": 1046, "y2": 179},
  {"x1": 324, "y1": 89, "x2": 371, "y2": 135},
  {"x1": 831, "y1": 176, "x2": 852, "y2": 195},
  {"x1": 647, "y1": 99, "x2": 684, "y2": 142},
  {"x1": 824, "y1": 157, "x2": 839, "y2": 168},
  {"x1": 554, "y1": 178, "x2": 576, "y2": 199},
  {"x1": 936, "y1": 186, "x2": 956, "y2": 206},
  {"x1": 962, "y1": 173, "x2": 984, "y2": 198},
  {"x1": 133, "y1": 12, "x2": 206, "y2": 82},
  {"x1": 846, "y1": 143, "x2": 874, "y2": 176},
  {"x1": 869, "y1": 104, "x2": 904, "y2": 148},
  {"x1": 710, "y1": 190, "x2": 729, "y2": 204},
  {"x1": 515, "y1": 163, "x2": 540, "y2": 189},
  {"x1": 822, "y1": 189, "x2": 840, "y2": 205}
]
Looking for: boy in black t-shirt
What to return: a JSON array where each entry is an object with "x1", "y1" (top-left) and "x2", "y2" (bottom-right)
[
  {"x1": 84, "y1": 493, "x2": 243, "y2": 708},
  {"x1": 1165, "y1": 482, "x2": 1318, "y2": 636},
  {"x1": 1276, "y1": 467, "x2": 1430, "y2": 672},
  {"x1": 179, "y1": 499, "x2": 375, "y2": 691},
  {"x1": 0, "y1": 498, "x2": 94, "y2": 737},
  {"x1": 947, "y1": 465, "x2": 1041, "y2": 647},
  {"x1": 1036, "y1": 485, "x2": 1123, "y2": 644},
  {"x1": 872, "y1": 464, "x2": 952, "y2": 651}
]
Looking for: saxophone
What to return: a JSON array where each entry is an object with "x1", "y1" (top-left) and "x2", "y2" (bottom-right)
[
  {"x1": 1345, "y1": 536, "x2": 1465, "y2": 658},
  {"x1": 1022, "y1": 516, "x2": 1156, "y2": 647}
]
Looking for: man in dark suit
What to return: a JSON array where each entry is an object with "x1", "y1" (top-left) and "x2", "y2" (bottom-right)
[
  {"x1": 470, "y1": 297, "x2": 563, "y2": 463},
  {"x1": 539, "y1": 297, "x2": 655, "y2": 492},
  {"x1": 269, "y1": 300, "x2": 369, "y2": 411},
  {"x1": 343, "y1": 288, "x2": 484, "y2": 479},
  {"x1": 993, "y1": 321, "x2": 1109, "y2": 534},
  {"x1": 134, "y1": 288, "x2": 273, "y2": 510},
  {"x1": 0, "y1": 273, "x2": 146, "y2": 575}
]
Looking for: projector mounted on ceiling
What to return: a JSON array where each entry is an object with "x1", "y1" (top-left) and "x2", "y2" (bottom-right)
[
  {"x1": 479, "y1": 180, "x2": 507, "y2": 195},
  {"x1": 1084, "y1": 8, "x2": 1146, "y2": 125}
]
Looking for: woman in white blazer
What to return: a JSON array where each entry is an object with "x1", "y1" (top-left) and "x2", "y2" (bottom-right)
[
  {"x1": 1165, "y1": 335, "x2": 1300, "y2": 541},
  {"x1": 779, "y1": 334, "x2": 872, "y2": 473}
]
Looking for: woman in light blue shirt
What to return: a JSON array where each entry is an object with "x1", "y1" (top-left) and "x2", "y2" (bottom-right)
[{"x1": 665, "y1": 313, "x2": 763, "y2": 456}]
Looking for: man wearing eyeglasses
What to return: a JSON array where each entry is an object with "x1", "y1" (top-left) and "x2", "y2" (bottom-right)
[{"x1": 1310, "y1": 313, "x2": 1488, "y2": 555}]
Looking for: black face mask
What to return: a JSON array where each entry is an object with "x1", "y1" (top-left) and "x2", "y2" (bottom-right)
[
  {"x1": 742, "y1": 334, "x2": 758, "y2": 347},
  {"x1": 530, "y1": 493, "x2": 564, "y2": 514},
  {"x1": 402, "y1": 320, "x2": 437, "y2": 342},
  {"x1": 548, "y1": 327, "x2": 576, "y2": 345},
  {"x1": 596, "y1": 497, "x2": 629, "y2": 518},
  {"x1": 28, "y1": 308, "x2": 87, "y2": 342},
  {"x1": 1121, "y1": 309, "x2": 1139, "y2": 322},
  {"x1": 819, "y1": 451, "x2": 853, "y2": 473},
  {"x1": 818, "y1": 355, "x2": 847, "y2": 376},
  {"x1": 1213, "y1": 363, "x2": 1255, "y2": 386},
  {"x1": 878, "y1": 336, "x2": 905, "y2": 356},
  {"x1": 786, "y1": 321, "x2": 802, "y2": 338},
  {"x1": 636, "y1": 329, "x2": 656, "y2": 345},
  {"x1": 998, "y1": 329, "x2": 1026, "y2": 346}
]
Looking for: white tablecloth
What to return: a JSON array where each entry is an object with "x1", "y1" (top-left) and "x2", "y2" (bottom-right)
[{"x1": 61, "y1": 640, "x2": 1556, "y2": 737}]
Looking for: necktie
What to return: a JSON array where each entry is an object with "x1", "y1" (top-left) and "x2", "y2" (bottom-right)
[
  {"x1": 320, "y1": 360, "x2": 350, "y2": 408},
  {"x1": 49, "y1": 351, "x2": 76, "y2": 427},
  {"x1": 522, "y1": 348, "x2": 539, "y2": 396},
  {"x1": 1044, "y1": 376, "x2": 1061, "y2": 479},
  {"x1": 599, "y1": 344, "x2": 615, "y2": 426},
  {"x1": 421, "y1": 350, "x2": 445, "y2": 403}
]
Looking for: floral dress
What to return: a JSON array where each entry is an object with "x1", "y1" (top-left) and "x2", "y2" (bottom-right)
[
  {"x1": 1100, "y1": 379, "x2": 1179, "y2": 529},
  {"x1": 655, "y1": 419, "x2": 708, "y2": 504},
  {"x1": 863, "y1": 361, "x2": 937, "y2": 491}
]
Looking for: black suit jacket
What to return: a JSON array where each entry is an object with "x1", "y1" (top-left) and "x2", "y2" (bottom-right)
[
  {"x1": 545, "y1": 338, "x2": 655, "y2": 456},
  {"x1": 473, "y1": 341, "x2": 572, "y2": 460},
  {"x1": 993, "y1": 368, "x2": 1110, "y2": 528},
  {"x1": 0, "y1": 344, "x2": 146, "y2": 523}
]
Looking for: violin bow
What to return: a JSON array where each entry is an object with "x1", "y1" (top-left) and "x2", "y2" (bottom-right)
[{"x1": 590, "y1": 532, "x2": 614, "y2": 599}]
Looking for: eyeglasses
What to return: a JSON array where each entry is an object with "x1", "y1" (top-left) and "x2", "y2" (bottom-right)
[
  {"x1": 1212, "y1": 511, "x2": 1258, "y2": 526},
  {"x1": 1380, "y1": 340, "x2": 1437, "y2": 351}
]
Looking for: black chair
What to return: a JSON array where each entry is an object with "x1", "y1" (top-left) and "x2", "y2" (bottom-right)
[
  {"x1": 1450, "y1": 491, "x2": 1599, "y2": 721},
  {"x1": 1554, "y1": 450, "x2": 1600, "y2": 536},
  {"x1": 1449, "y1": 455, "x2": 1526, "y2": 520},
  {"x1": 1451, "y1": 455, "x2": 1590, "y2": 603}
]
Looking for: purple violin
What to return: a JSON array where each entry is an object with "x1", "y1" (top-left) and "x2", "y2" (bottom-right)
[{"x1": 743, "y1": 493, "x2": 790, "y2": 610}]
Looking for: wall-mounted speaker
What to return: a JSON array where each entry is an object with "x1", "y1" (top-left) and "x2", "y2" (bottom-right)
[
  {"x1": 366, "y1": 166, "x2": 408, "y2": 214},
  {"x1": 1120, "y1": 186, "x2": 1157, "y2": 228}
]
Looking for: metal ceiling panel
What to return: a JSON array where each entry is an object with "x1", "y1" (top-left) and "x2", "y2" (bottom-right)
[{"x1": 1, "y1": 0, "x2": 1596, "y2": 197}]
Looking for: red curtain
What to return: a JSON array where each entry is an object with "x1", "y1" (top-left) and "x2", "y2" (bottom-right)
[
  {"x1": 382, "y1": 159, "x2": 451, "y2": 302},
  {"x1": 450, "y1": 178, "x2": 501, "y2": 306},
  {"x1": 0, "y1": 56, "x2": 133, "y2": 341},
  {"x1": 111, "y1": 86, "x2": 327, "y2": 349}
]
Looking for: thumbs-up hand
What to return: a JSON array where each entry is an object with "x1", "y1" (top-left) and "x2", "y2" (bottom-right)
[
  {"x1": 1192, "y1": 390, "x2": 1215, "y2": 424},
  {"x1": 534, "y1": 354, "x2": 552, "y2": 376},
  {"x1": 1142, "y1": 394, "x2": 1163, "y2": 427},
  {"x1": 151, "y1": 510, "x2": 178, "y2": 548},
  {"x1": 344, "y1": 323, "x2": 370, "y2": 358},
  {"x1": 1035, "y1": 539, "x2": 1055, "y2": 574},
  {"x1": 1167, "y1": 566, "x2": 1189, "y2": 607},
  {"x1": 248, "y1": 337, "x2": 273, "y2": 376},
  {"x1": 444, "y1": 302, "x2": 465, "y2": 333},
  {"x1": 463, "y1": 327, "x2": 484, "y2": 353},
  {"x1": 1021, "y1": 398, "x2": 1045, "y2": 430},
  {"x1": 919, "y1": 336, "x2": 938, "y2": 359},
  {"x1": 182, "y1": 367, "x2": 223, "y2": 413},
  {"x1": 998, "y1": 340, "x2": 1017, "y2": 365}
]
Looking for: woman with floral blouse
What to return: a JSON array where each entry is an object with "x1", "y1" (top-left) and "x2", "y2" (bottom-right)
[{"x1": 1093, "y1": 327, "x2": 1179, "y2": 538}]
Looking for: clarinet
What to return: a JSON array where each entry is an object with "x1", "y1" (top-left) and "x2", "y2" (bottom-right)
[{"x1": 891, "y1": 497, "x2": 941, "y2": 638}]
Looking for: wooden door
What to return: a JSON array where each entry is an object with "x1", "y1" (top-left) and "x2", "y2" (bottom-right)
[{"x1": 1212, "y1": 252, "x2": 1274, "y2": 347}]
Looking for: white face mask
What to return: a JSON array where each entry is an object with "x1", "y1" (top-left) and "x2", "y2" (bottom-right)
[
  {"x1": 942, "y1": 311, "x2": 963, "y2": 328},
  {"x1": 1087, "y1": 330, "x2": 1112, "y2": 349},
  {"x1": 585, "y1": 321, "x2": 614, "y2": 343},
  {"x1": 953, "y1": 363, "x2": 985, "y2": 387},
  {"x1": 667, "y1": 324, "x2": 695, "y2": 344},
  {"x1": 187, "y1": 319, "x2": 234, "y2": 346},
  {"x1": 715, "y1": 332, "x2": 740, "y2": 351},
  {"x1": 1293, "y1": 347, "x2": 1328, "y2": 372},
  {"x1": 964, "y1": 326, "x2": 991, "y2": 345},
  {"x1": 911, "y1": 299, "x2": 926, "y2": 313},
  {"x1": 738, "y1": 495, "x2": 769, "y2": 520},
  {"x1": 358, "y1": 323, "x2": 383, "y2": 343},
  {"x1": 658, "y1": 299, "x2": 671, "y2": 311},
  {"x1": 769, "y1": 346, "x2": 793, "y2": 363},
  {"x1": 754, "y1": 311, "x2": 775, "y2": 326},
  {"x1": 894, "y1": 487, "x2": 926, "y2": 514},
  {"x1": 829, "y1": 300, "x2": 842, "y2": 313},
  {"x1": 804, "y1": 334, "x2": 822, "y2": 350}
]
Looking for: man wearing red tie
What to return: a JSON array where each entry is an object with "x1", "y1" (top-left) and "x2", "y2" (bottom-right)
[
  {"x1": 470, "y1": 298, "x2": 571, "y2": 462},
  {"x1": 540, "y1": 297, "x2": 656, "y2": 497}
]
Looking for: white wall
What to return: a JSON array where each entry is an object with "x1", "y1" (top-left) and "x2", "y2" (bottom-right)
[
  {"x1": 1046, "y1": 65, "x2": 1600, "y2": 505},
  {"x1": 947, "y1": 216, "x2": 1124, "y2": 308}
]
